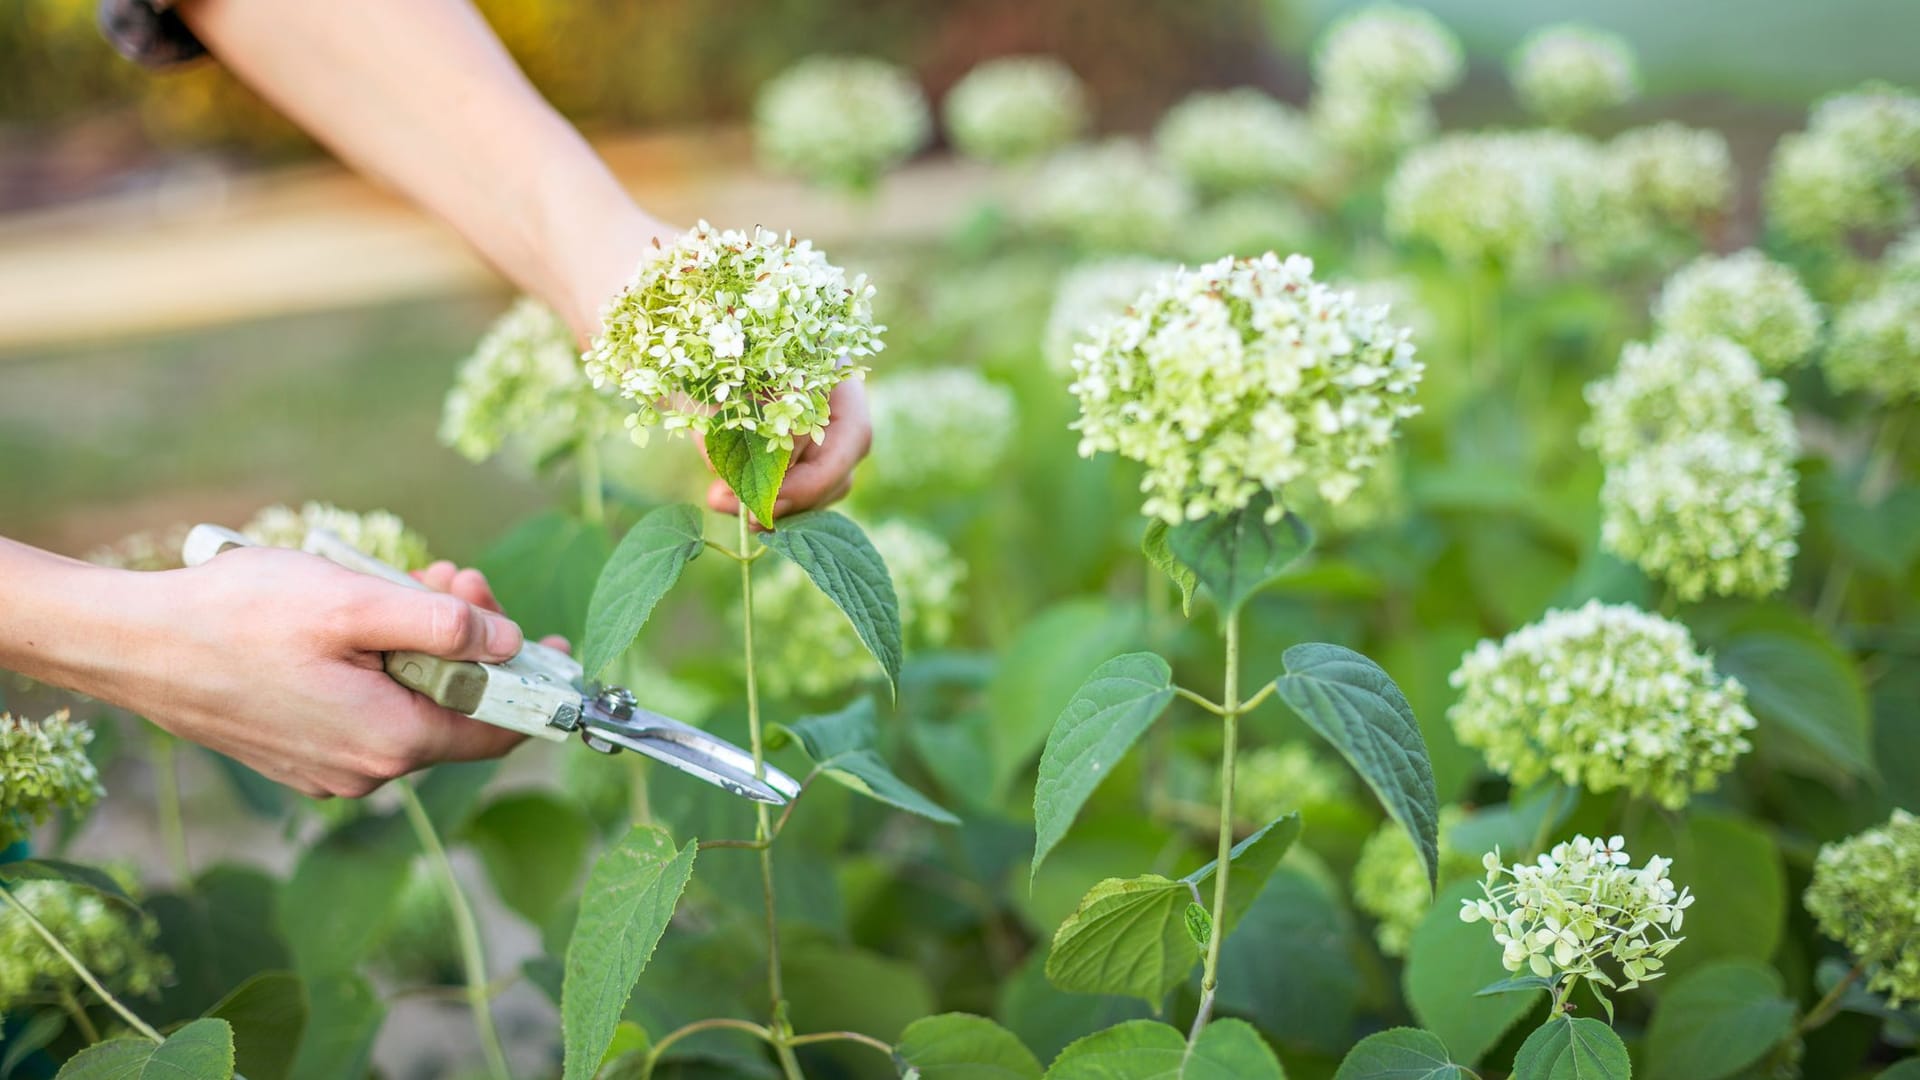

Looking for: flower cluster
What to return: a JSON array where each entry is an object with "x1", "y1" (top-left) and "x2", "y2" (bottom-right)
[
  {"x1": 943, "y1": 56, "x2": 1088, "y2": 164},
  {"x1": 1313, "y1": 4, "x2": 1463, "y2": 100},
  {"x1": 1510, "y1": 25, "x2": 1638, "y2": 125},
  {"x1": 1230, "y1": 743, "x2": 1351, "y2": 825},
  {"x1": 1448, "y1": 601, "x2": 1756, "y2": 809},
  {"x1": 1026, "y1": 140, "x2": 1194, "y2": 252},
  {"x1": 1461, "y1": 836, "x2": 1691, "y2": 994},
  {"x1": 441, "y1": 297, "x2": 622, "y2": 465},
  {"x1": 87, "y1": 524, "x2": 190, "y2": 571},
  {"x1": 1043, "y1": 258, "x2": 1176, "y2": 374},
  {"x1": 1, "y1": 711, "x2": 103, "y2": 845},
  {"x1": 1070, "y1": 254, "x2": 1422, "y2": 523},
  {"x1": 243, "y1": 502, "x2": 433, "y2": 571},
  {"x1": 1310, "y1": 89, "x2": 1434, "y2": 163},
  {"x1": 1824, "y1": 283, "x2": 1920, "y2": 401},
  {"x1": 1804, "y1": 809, "x2": 1920, "y2": 1007},
  {"x1": 861, "y1": 368, "x2": 1017, "y2": 497},
  {"x1": 752, "y1": 520, "x2": 964, "y2": 699},
  {"x1": 1583, "y1": 336, "x2": 1797, "y2": 464},
  {"x1": 1767, "y1": 83, "x2": 1920, "y2": 247},
  {"x1": 585, "y1": 222, "x2": 882, "y2": 450},
  {"x1": 753, "y1": 56, "x2": 930, "y2": 190},
  {"x1": 1155, "y1": 89, "x2": 1324, "y2": 195},
  {"x1": 0, "y1": 878, "x2": 170, "y2": 1011},
  {"x1": 1602, "y1": 123, "x2": 1735, "y2": 234},
  {"x1": 1385, "y1": 131, "x2": 1595, "y2": 269},
  {"x1": 1180, "y1": 194, "x2": 1315, "y2": 265},
  {"x1": 1353, "y1": 806, "x2": 1477, "y2": 956},
  {"x1": 1653, "y1": 251, "x2": 1822, "y2": 372}
]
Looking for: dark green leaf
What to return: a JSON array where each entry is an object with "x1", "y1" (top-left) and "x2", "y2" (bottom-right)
[
  {"x1": 1694, "y1": 604, "x2": 1871, "y2": 780},
  {"x1": 279, "y1": 813, "x2": 415, "y2": 976},
  {"x1": 759, "y1": 511, "x2": 903, "y2": 693},
  {"x1": 581, "y1": 504, "x2": 706, "y2": 678},
  {"x1": 987, "y1": 599, "x2": 1144, "y2": 800},
  {"x1": 1214, "y1": 863, "x2": 1358, "y2": 1054},
  {"x1": 998, "y1": 945, "x2": 1153, "y2": 1065},
  {"x1": 1643, "y1": 961, "x2": 1796, "y2": 1080},
  {"x1": 467, "y1": 791, "x2": 595, "y2": 927},
  {"x1": 784, "y1": 935, "x2": 936, "y2": 1048},
  {"x1": 1141, "y1": 521, "x2": 1197, "y2": 616},
  {"x1": 1180, "y1": 813, "x2": 1304, "y2": 928},
  {"x1": 148, "y1": 865, "x2": 290, "y2": 1025},
  {"x1": 1633, "y1": 811, "x2": 1785, "y2": 978},
  {"x1": 0, "y1": 859, "x2": 139, "y2": 913},
  {"x1": 56, "y1": 1018, "x2": 234, "y2": 1080},
  {"x1": 1827, "y1": 481, "x2": 1920, "y2": 579},
  {"x1": 205, "y1": 972, "x2": 307, "y2": 1080},
  {"x1": 1511, "y1": 1016, "x2": 1630, "y2": 1080},
  {"x1": 1184, "y1": 902, "x2": 1213, "y2": 948},
  {"x1": 1, "y1": 1010, "x2": 65, "y2": 1078},
  {"x1": 1031, "y1": 652, "x2": 1175, "y2": 878},
  {"x1": 1334, "y1": 1027, "x2": 1470, "y2": 1080},
  {"x1": 1043, "y1": 1018, "x2": 1283, "y2": 1079},
  {"x1": 1167, "y1": 495, "x2": 1313, "y2": 618},
  {"x1": 479, "y1": 510, "x2": 613, "y2": 645},
  {"x1": 707, "y1": 427, "x2": 792, "y2": 528},
  {"x1": 1477, "y1": 976, "x2": 1557, "y2": 998},
  {"x1": 895, "y1": 1013, "x2": 1043, "y2": 1080},
  {"x1": 288, "y1": 973, "x2": 382, "y2": 1080},
  {"x1": 1405, "y1": 881, "x2": 1539, "y2": 1067},
  {"x1": 783, "y1": 697, "x2": 958, "y2": 823}
]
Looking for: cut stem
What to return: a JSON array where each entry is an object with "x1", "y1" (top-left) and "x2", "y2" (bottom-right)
[
  {"x1": 0, "y1": 885, "x2": 162, "y2": 1043},
  {"x1": 148, "y1": 727, "x2": 191, "y2": 887},
  {"x1": 1189, "y1": 611, "x2": 1242, "y2": 1043}
]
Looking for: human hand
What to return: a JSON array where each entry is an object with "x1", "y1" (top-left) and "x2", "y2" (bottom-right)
[{"x1": 700, "y1": 378, "x2": 873, "y2": 524}]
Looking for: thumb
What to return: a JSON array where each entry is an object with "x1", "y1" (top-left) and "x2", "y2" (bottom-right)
[{"x1": 343, "y1": 580, "x2": 524, "y2": 662}]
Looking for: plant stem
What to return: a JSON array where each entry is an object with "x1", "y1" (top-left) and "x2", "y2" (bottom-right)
[
  {"x1": 1552, "y1": 977, "x2": 1578, "y2": 1016},
  {"x1": 0, "y1": 885, "x2": 161, "y2": 1043},
  {"x1": 396, "y1": 780, "x2": 511, "y2": 1080},
  {"x1": 1797, "y1": 958, "x2": 1867, "y2": 1034},
  {"x1": 578, "y1": 441, "x2": 606, "y2": 525},
  {"x1": 1172, "y1": 686, "x2": 1228, "y2": 716},
  {"x1": 59, "y1": 987, "x2": 100, "y2": 1044},
  {"x1": 1189, "y1": 610, "x2": 1242, "y2": 1043},
  {"x1": 786, "y1": 1030, "x2": 897, "y2": 1056},
  {"x1": 642, "y1": 1018, "x2": 775, "y2": 1080},
  {"x1": 148, "y1": 727, "x2": 191, "y2": 887}
]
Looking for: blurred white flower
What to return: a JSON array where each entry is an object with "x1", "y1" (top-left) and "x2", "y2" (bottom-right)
[
  {"x1": 1313, "y1": 3, "x2": 1464, "y2": 99},
  {"x1": 1805, "y1": 809, "x2": 1920, "y2": 1007},
  {"x1": 1354, "y1": 806, "x2": 1475, "y2": 956},
  {"x1": 1310, "y1": 87, "x2": 1435, "y2": 163},
  {"x1": 1510, "y1": 25, "x2": 1638, "y2": 125},
  {"x1": 944, "y1": 56, "x2": 1088, "y2": 164},
  {"x1": 1043, "y1": 257, "x2": 1177, "y2": 374},
  {"x1": 1604, "y1": 123, "x2": 1735, "y2": 231},
  {"x1": 441, "y1": 297, "x2": 624, "y2": 466},
  {"x1": 1, "y1": 710, "x2": 102, "y2": 846},
  {"x1": 1583, "y1": 335, "x2": 1797, "y2": 465},
  {"x1": 1767, "y1": 83, "x2": 1920, "y2": 247},
  {"x1": 862, "y1": 368, "x2": 1017, "y2": 496},
  {"x1": 1155, "y1": 88, "x2": 1325, "y2": 194},
  {"x1": 244, "y1": 502, "x2": 433, "y2": 570},
  {"x1": 1386, "y1": 131, "x2": 1602, "y2": 269},
  {"x1": 1653, "y1": 250, "x2": 1822, "y2": 372},
  {"x1": 754, "y1": 56, "x2": 931, "y2": 189},
  {"x1": 1824, "y1": 283, "x2": 1920, "y2": 401},
  {"x1": 1027, "y1": 139, "x2": 1195, "y2": 252}
]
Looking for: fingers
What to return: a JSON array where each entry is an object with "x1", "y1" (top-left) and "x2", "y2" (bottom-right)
[
  {"x1": 413, "y1": 562, "x2": 505, "y2": 614},
  {"x1": 408, "y1": 694, "x2": 529, "y2": 764},
  {"x1": 336, "y1": 577, "x2": 522, "y2": 661},
  {"x1": 541, "y1": 634, "x2": 572, "y2": 654}
]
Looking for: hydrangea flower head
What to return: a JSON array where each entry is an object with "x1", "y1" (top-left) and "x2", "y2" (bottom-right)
[
  {"x1": 1310, "y1": 87, "x2": 1435, "y2": 163},
  {"x1": 1385, "y1": 131, "x2": 1595, "y2": 268},
  {"x1": 1070, "y1": 253, "x2": 1422, "y2": 523},
  {"x1": 1155, "y1": 88, "x2": 1325, "y2": 194},
  {"x1": 1313, "y1": 4, "x2": 1464, "y2": 99},
  {"x1": 754, "y1": 56, "x2": 931, "y2": 189},
  {"x1": 1230, "y1": 743, "x2": 1351, "y2": 825},
  {"x1": 1044, "y1": 258, "x2": 1177, "y2": 374},
  {"x1": 861, "y1": 368, "x2": 1016, "y2": 496},
  {"x1": 1810, "y1": 82, "x2": 1920, "y2": 170},
  {"x1": 1461, "y1": 836, "x2": 1691, "y2": 994},
  {"x1": 441, "y1": 298, "x2": 623, "y2": 465},
  {"x1": 1, "y1": 711, "x2": 103, "y2": 845},
  {"x1": 243, "y1": 502, "x2": 433, "y2": 571},
  {"x1": 88, "y1": 524, "x2": 190, "y2": 572},
  {"x1": 0, "y1": 879, "x2": 170, "y2": 1010},
  {"x1": 1449, "y1": 602, "x2": 1755, "y2": 809},
  {"x1": 1823, "y1": 283, "x2": 1920, "y2": 401},
  {"x1": 1804, "y1": 809, "x2": 1920, "y2": 1006},
  {"x1": 586, "y1": 221, "x2": 882, "y2": 450},
  {"x1": 1767, "y1": 83, "x2": 1920, "y2": 247},
  {"x1": 1654, "y1": 251, "x2": 1821, "y2": 372},
  {"x1": 1354, "y1": 806, "x2": 1476, "y2": 956},
  {"x1": 943, "y1": 56, "x2": 1088, "y2": 164},
  {"x1": 1027, "y1": 139, "x2": 1195, "y2": 252},
  {"x1": 1510, "y1": 25, "x2": 1638, "y2": 125},
  {"x1": 1605, "y1": 123, "x2": 1735, "y2": 230},
  {"x1": 1583, "y1": 335, "x2": 1796, "y2": 465}
]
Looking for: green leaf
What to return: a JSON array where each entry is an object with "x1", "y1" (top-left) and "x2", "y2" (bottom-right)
[
  {"x1": 895, "y1": 1013, "x2": 1043, "y2": 1080},
  {"x1": 1271, "y1": 643, "x2": 1439, "y2": 890},
  {"x1": 1334, "y1": 1028, "x2": 1470, "y2": 1080},
  {"x1": 1643, "y1": 960, "x2": 1796, "y2": 1080},
  {"x1": 581, "y1": 503, "x2": 705, "y2": 678},
  {"x1": 205, "y1": 972, "x2": 306, "y2": 1080},
  {"x1": 784, "y1": 934, "x2": 937, "y2": 1049},
  {"x1": 707, "y1": 426, "x2": 792, "y2": 528},
  {"x1": 1044, "y1": 1018, "x2": 1284, "y2": 1080},
  {"x1": 1877, "y1": 1063, "x2": 1920, "y2": 1080},
  {"x1": 0, "y1": 859, "x2": 140, "y2": 913},
  {"x1": 1404, "y1": 880, "x2": 1539, "y2": 1067},
  {"x1": 1184, "y1": 903, "x2": 1213, "y2": 948},
  {"x1": 1047, "y1": 815, "x2": 1299, "y2": 1004},
  {"x1": 758, "y1": 510, "x2": 903, "y2": 693},
  {"x1": 1031, "y1": 652, "x2": 1175, "y2": 878},
  {"x1": 279, "y1": 813, "x2": 415, "y2": 977},
  {"x1": 1827, "y1": 481, "x2": 1920, "y2": 579},
  {"x1": 1166, "y1": 495, "x2": 1313, "y2": 618},
  {"x1": 467, "y1": 791, "x2": 595, "y2": 927},
  {"x1": 1633, "y1": 810, "x2": 1785, "y2": 978},
  {"x1": 1511, "y1": 1016, "x2": 1630, "y2": 1080},
  {"x1": 782, "y1": 697, "x2": 958, "y2": 824},
  {"x1": 56, "y1": 1018, "x2": 234, "y2": 1080},
  {"x1": 287, "y1": 973, "x2": 382, "y2": 1080},
  {"x1": 1693, "y1": 604, "x2": 1871, "y2": 780},
  {"x1": 987, "y1": 599, "x2": 1145, "y2": 800},
  {"x1": 1213, "y1": 863, "x2": 1359, "y2": 1054},
  {"x1": 561, "y1": 824, "x2": 698, "y2": 1080},
  {"x1": 147, "y1": 866, "x2": 290, "y2": 1025},
  {"x1": 1477, "y1": 975, "x2": 1558, "y2": 998},
  {"x1": 478, "y1": 510, "x2": 613, "y2": 645},
  {"x1": 1142, "y1": 521, "x2": 1197, "y2": 616},
  {"x1": 1, "y1": 1010, "x2": 64, "y2": 1078}
]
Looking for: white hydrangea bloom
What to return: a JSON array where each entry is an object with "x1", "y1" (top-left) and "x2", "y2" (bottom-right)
[
  {"x1": 1071, "y1": 254, "x2": 1422, "y2": 523},
  {"x1": 1027, "y1": 139, "x2": 1195, "y2": 252},
  {"x1": 1043, "y1": 258, "x2": 1177, "y2": 374},
  {"x1": 943, "y1": 56, "x2": 1088, "y2": 164},
  {"x1": 1354, "y1": 806, "x2": 1476, "y2": 957},
  {"x1": 862, "y1": 368, "x2": 1016, "y2": 495},
  {"x1": 1767, "y1": 84, "x2": 1920, "y2": 246},
  {"x1": 1155, "y1": 88, "x2": 1325, "y2": 194},
  {"x1": 754, "y1": 56, "x2": 931, "y2": 189},
  {"x1": 1583, "y1": 335, "x2": 1797, "y2": 465},
  {"x1": 1385, "y1": 131, "x2": 1602, "y2": 268},
  {"x1": 1, "y1": 710, "x2": 102, "y2": 846},
  {"x1": 0, "y1": 879, "x2": 169, "y2": 1010},
  {"x1": 1605, "y1": 123, "x2": 1736, "y2": 229},
  {"x1": 1313, "y1": 4, "x2": 1464, "y2": 99},
  {"x1": 1809, "y1": 82, "x2": 1920, "y2": 171},
  {"x1": 441, "y1": 298, "x2": 624, "y2": 465},
  {"x1": 1510, "y1": 25, "x2": 1639, "y2": 125},
  {"x1": 1805, "y1": 809, "x2": 1920, "y2": 1007},
  {"x1": 585, "y1": 221, "x2": 882, "y2": 450},
  {"x1": 244, "y1": 502, "x2": 433, "y2": 570},
  {"x1": 1448, "y1": 602, "x2": 1756, "y2": 809},
  {"x1": 1653, "y1": 251, "x2": 1822, "y2": 372},
  {"x1": 1178, "y1": 194, "x2": 1315, "y2": 265},
  {"x1": 1230, "y1": 743, "x2": 1351, "y2": 825},
  {"x1": 1310, "y1": 87, "x2": 1435, "y2": 163},
  {"x1": 1462, "y1": 836, "x2": 1692, "y2": 994},
  {"x1": 1601, "y1": 431, "x2": 1803, "y2": 602},
  {"x1": 1824, "y1": 283, "x2": 1920, "y2": 401}
]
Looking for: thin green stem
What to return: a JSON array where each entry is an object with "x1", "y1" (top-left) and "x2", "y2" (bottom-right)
[
  {"x1": 1797, "y1": 958, "x2": 1867, "y2": 1034},
  {"x1": 148, "y1": 727, "x2": 191, "y2": 887},
  {"x1": 1173, "y1": 686, "x2": 1228, "y2": 717},
  {"x1": 786, "y1": 1030, "x2": 896, "y2": 1056},
  {"x1": 642, "y1": 1017, "x2": 775, "y2": 1080},
  {"x1": 0, "y1": 885, "x2": 161, "y2": 1043},
  {"x1": 1552, "y1": 977, "x2": 1578, "y2": 1017},
  {"x1": 578, "y1": 441, "x2": 605, "y2": 526},
  {"x1": 1237, "y1": 682, "x2": 1276, "y2": 715},
  {"x1": 59, "y1": 987, "x2": 100, "y2": 1044},
  {"x1": 1189, "y1": 611, "x2": 1242, "y2": 1043},
  {"x1": 397, "y1": 780, "x2": 511, "y2": 1080}
]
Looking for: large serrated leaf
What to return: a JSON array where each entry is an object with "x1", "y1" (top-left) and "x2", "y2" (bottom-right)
[
  {"x1": 561, "y1": 825, "x2": 697, "y2": 1080},
  {"x1": 895, "y1": 1012, "x2": 1042, "y2": 1079},
  {"x1": 1334, "y1": 1028, "x2": 1470, "y2": 1080},
  {"x1": 707, "y1": 427, "x2": 792, "y2": 527},
  {"x1": 1141, "y1": 521, "x2": 1196, "y2": 616},
  {"x1": 205, "y1": 972, "x2": 306, "y2": 1080},
  {"x1": 1043, "y1": 1018, "x2": 1283, "y2": 1079},
  {"x1": 1032, "y1": 652, "x2": 1175, "y2": 878},
  {"x1": 56, "y1": 1018, "x2": 235, "y2": 1079},
  {"x1": 1272, "y1": 643, "x2": 1438, "y2": 891},
  {"x1": 581, "y1": 503, "x2": 705, "y2": 678},
  {"x1": 783, "y1": 697, "x2": 958, "y2": 824},
  {"x1": 1643, "y1": 961, "x2": 1796, "y2": 1080},
  {"x1": 1166, "y1": 494, "x2": 1313, "y2": 618},
  {"x1": 759, "y1": 511, "x2": 903, "y2": 692},
  {"x1": 1511, "y1": 1016, "x2": 1630, "y2": 1080}
]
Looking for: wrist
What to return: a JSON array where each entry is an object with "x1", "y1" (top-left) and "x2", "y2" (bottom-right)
[
  {"x1": 531, "y1": 170, "x2": 673, "y2": 345},
  {"x1": 0, "y1": 541, "x2": 167, "y2": 705}
]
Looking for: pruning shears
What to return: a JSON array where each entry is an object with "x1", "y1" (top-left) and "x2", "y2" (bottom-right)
[{"x1": 180, "y1": 523, "x2": 801, "y2": 805}]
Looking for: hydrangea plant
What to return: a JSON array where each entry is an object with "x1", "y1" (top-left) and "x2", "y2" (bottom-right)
[
  {"x1": 0, "y1": 879, "x2": 170, "y2": 1013},
  {"x1": 1043, "y1": 257, "x2": 1176, "y2": 374},
  {"x1": 1354, "y1": 806, "x2": 1475, "y2": 956},
  {"x1": 243, "y1": 501, "x2": 433, "y2": 570},
  {"x1": 1805, "y1": 809, "x2": 1920, "y2": 1006},
  {"x1": 943, "y1": 56, "x2": 1088, "y2": 164},
  {"x1": 1313, "y1": 3, "x2": 1464, "y2": 100},
  {"x1": 1583, "y1": 335, "x2": 1796, "y2": 464},
  {"x1": 1, "y1": 710, "x2": 102, "y2": 846},
  {"x1": 1510, "y1": 25, "x2": 1639, "y2": 125},
  {"x1": 860, "y1": 368, "x2": 1016, "y2": 497},
  {"x1": 1654, "y1": 250, "x2": 1823, "y2": 372},
  {"x1": 1154, "y1": 88, "x2": 1324, "y2": 195},
  {"x1": 440, "y1": 297, "x2": 623, "y2": 466},
  {"x1": 1026, "y1": 139, "x2": 1194, "y2": 252},
  {"x1": 753, "y1": 56, "x2": 931, "y2": 190},
  {"x1": 1824, "y1": 283, "x2": 1920, "y2": 401}
]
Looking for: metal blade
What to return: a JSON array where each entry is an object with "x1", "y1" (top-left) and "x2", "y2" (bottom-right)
[{"x1": 581, "y1": 694, "x2": 801, "y2": 805}]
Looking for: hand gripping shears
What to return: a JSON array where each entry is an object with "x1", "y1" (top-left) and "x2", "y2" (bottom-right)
[{"x1": 180, "y1": 523, "x2": 801, "y2": 805}]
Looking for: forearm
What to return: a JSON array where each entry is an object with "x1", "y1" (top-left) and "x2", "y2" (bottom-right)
[
  {"x1": 0, "y1": 538, "x2": 157, "y2": 703},
  {"x1": 174, "y1": 0, "x2": 666, "y2": 338}
]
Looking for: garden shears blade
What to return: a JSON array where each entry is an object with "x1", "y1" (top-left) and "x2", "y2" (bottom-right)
[{"x1": 179, "y1": 522, "x2": 800, "y2": 805}]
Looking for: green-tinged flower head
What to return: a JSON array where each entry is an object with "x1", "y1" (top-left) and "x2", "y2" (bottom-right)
[
  {"x1": 1354, "y1": 806, "x2": 1477, "y2": 957},
  {"x1": 1070, "y1": 253, "x2": 1422, "y2": 523},
  {"x1": 1385, "y1": 131, "x2": 1601, "y2": 269},
  {"x1": 441, "y1": 297, "x2": 623, "y2": 466},
  {"x1": 1767, "y1": 84, "x2": 1920, "y2": 247},
  {"x1": 1601, "y1": 431, "x2": 1802, "y2": 602},
  {"x1": 1805, "y1": 809, "x2": 1920, "y2": 1007},
  {"x1": 1027, "y1": 139, "x2": 1195, "y2": 252},
  {"x1": 862, "y1": 368, "x2": 1016, "y2": 497},
  {"x1": 1043, "y1": 258, "x2": 1178, "y2": 374},
  {"x1": 1886, "y1": 226, "x2": 1920, "y2": 284},
  {"x1": 87, "y1": 524, "x2": 190, "y2": 571},
  {"x1": 1605, "y1": 123, "x2": 1735, "y2": 230},
  {"x1": 1, "y1": 710, "x2": 103, "y2": 845},
  {"x1": 0, "y1": 879, "x2": 170, "y2": 1011},
  {"x1": 754, "y1": 56, "x2": 931, "y2": 190},
  {"x1": 1510, "y1": 25, "x2": 1638, "y2": 125},
  {"x1": 1313, "y1": 4, "x2": 1464, "y2": 99},
  {"x1": 243, "y1": 502, "x2": 433, "y2": 571},
  {"x1": 1810, "y1": 82, "x2": 1920, "y2": 171},
  {"x1": 1583, "y1": 335, "x2": 1796, "y2": 465},
  {"x1": 1155, "y1": 88, "x2": 1325, "y2": 195},
  {"x1": 585, "y1": 221, "x2": 883, "y2": 450},
  {"x1": 944, "y1": 56, "x2": 1088, "y2": 164},
  {"x1": 1309, "y1": 87, "x2": 1435, "y2": 163},
  {"x1": 1654, "y1": 251, "x2": 1822, "y2": 372},
  {"x1": 1448, "y1": 601, "x2": 1755, "y2": 809},
  {"x1": 1823, "y1": 283, "x2": 1920, "y2": 401},
  {"x1": 1461, "y1": 835, "x2": 1692, "y2": 993},
  {"x1": 1230, "y1": 743, "x2": 1352, "y2": 825},
  {"x1": 1292, "y1": 444, "x2": 1408, "y2": 536},
  {"x1": 752, "y1": 520, "x2": 964, "y2": 699},
  {"x1": 1179, "y1": 194, "x2": 1316, "y2": 265}
]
